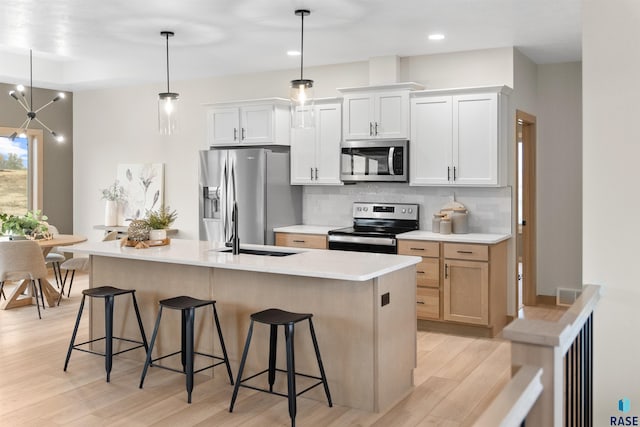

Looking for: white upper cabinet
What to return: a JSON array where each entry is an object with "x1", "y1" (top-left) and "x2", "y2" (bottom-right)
[
  {"x1": 290, "y1": 100, "x2": 342, "y2": 185},
  {"x1": 339, "y1": 83, "x2": 422, "y2": 140},
  {"x1": 206, "y1": 98, "x2": 290, "y2": 146},
  {"x1": 410, "y1": 86, "x2": 510, "y2": 187}
]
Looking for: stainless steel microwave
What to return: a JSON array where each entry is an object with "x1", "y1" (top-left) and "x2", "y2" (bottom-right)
[{"x1": 340, "y1": 140, "x2": 408, "y2": 182}]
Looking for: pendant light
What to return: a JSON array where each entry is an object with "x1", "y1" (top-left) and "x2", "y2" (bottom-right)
[
  {"x1": 7, "y1": 49, "x2": 65, "y2": 143},
  {"x1": 290, "y1": 9, "x2": 314, "y2": 129},
  {"x1": 158, "y1": 31, "x2": 179, "y2": 135}
]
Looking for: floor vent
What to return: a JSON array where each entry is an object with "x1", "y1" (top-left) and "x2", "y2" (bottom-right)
[{"x1": 556, "y1": 288, "x2": 582, "y2": 307}]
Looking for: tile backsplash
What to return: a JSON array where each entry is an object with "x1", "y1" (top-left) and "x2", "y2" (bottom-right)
[{"x1": 303, "y1": 184, "x2": 512, "y2": 234}]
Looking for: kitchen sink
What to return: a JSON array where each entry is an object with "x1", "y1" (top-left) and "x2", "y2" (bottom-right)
[{"x1": 210, "y1": 247, "x2": 300, "y2": 257}]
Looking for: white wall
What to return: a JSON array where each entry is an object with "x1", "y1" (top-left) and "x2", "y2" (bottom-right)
[
  {"x1": 583, "y1": 0, "x2": 640, "y2": 424},
  {"x1": 536, "y1": 62, "x2": 582, "y2": 295}
]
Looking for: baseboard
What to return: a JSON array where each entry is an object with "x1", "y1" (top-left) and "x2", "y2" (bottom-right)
[{"x1": 536, "y1": 295, "x2": 557, "y2": 306}]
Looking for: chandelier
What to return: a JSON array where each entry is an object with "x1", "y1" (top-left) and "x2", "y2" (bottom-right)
[{"x1": 8, "y1": 49, "x2": 65, "y2": 142}]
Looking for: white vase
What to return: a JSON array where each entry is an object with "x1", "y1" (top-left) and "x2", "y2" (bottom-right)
[
  {"x1": 116, "y1": 203, "x2": 125, "y2": 226},
  {"x1": 104, "y1": 200, "x2": 118, "y2": 226},
  {"x1": 149, "y1": 229, "x2": 167, "y2": 241}
]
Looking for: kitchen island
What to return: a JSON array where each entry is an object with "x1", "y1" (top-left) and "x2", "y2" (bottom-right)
[{"x1": 64, "y1": 239, "x2": 421, "y2": 412}]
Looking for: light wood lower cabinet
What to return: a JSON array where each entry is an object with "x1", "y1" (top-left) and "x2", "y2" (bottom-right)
[
  {"x1": 400, "y1": 239, "x2": 508, "y2": 336},
  {"x1": 398, "y1": 240, "x2": 440, "y2": 320},
  {"x1": 274, "y1": 232, "x2": 327, "y2": 249},
  {"x1": 443, "y1": 258, "x2": 489, "y2": 325}
]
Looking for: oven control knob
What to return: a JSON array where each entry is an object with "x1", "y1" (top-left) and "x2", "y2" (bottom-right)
[
  {"x1": 402, "y1": 208, "x2": 406, "y2": 213},
  {"x1": 364, "y1": 207, "x2": 368, "y2": 211},
  {"x1": 408, "y1": 208, "x2": 413, "y2": 213},
  {"x1": 356, "y1": 207, "x2": 361, "y2": 211}
]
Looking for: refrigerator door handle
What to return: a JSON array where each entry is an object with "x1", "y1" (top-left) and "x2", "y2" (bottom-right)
[{"x1": 222, "y1": 157, "x2": 229, "y2": 242}]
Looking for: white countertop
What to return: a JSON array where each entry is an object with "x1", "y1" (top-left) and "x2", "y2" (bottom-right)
[
  {"x1": 273, "y1": 225, "x2": 347, "y2": 235},
  {"x1": 397, "y1": 230, "x2": 511, "y2": 244},
  {"x1": 273, "y1": 224, "x2": 511, "y2": 244},
  {"x1": 64, "y1": 238, "x2": 421, "y2": 282}
]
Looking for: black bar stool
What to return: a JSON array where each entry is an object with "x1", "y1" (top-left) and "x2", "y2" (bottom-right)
[
  {"x1": 139, "y1": 296, "x2": 234, "y2": 403},
  {"x1": 64, "y1": 286, "x2": 148, "y2": 382},
  {"x1": 229, "y1": 308, "x2": 332, "y2": 427}
]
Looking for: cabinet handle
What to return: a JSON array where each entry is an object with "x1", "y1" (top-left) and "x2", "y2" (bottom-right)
[
  {"x1": 233, "y1": 128, "x2": 238, "y2": 141},
  {"x1": 241, "y1": 128, "x2": 246, "y2": 140},
  {"x1": 417, "y1": 271, "x2": 426, "y2": 274},
  {"x1": 445, "y1": 264, "x2": 449, "y2": 278},
  {"x1": 447, "y1": 166, "x2": 451, "y2": 181},
  {"x1": 417, "y1": 301, "x2": 425, "y2": 305},
  {"x1": 315, "y1": 168, "x2": 318, "y2": 180},
  {"x1": 369, "y1": 122, "x2": 374, "y2": 136},
  {"x1": 457, "y1": 250, "x2": 474, "y2": 254},
  {"x1": 410, "y1": 247, "x2": 424, "y2": 251},
  {"x1": 453, "y1": 166, "x2": 457, "y2": 181},
  {"x1": 374, "y1": 122, "x2": 379, "y2": 135},
  {"x1": 310, "y1": 167, "x2": 314, "y2": 180},
  {"x1": 292, "y1": 239, "x2": 306, "y2": 243}
]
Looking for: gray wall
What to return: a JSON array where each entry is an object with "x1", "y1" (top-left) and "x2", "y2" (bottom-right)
[
  {"x1": 536, "y1": 62, "x2": 582, "y2": 294},
  {"x1": 0, "y1": 82, "x2": 73, "y2": 233}
]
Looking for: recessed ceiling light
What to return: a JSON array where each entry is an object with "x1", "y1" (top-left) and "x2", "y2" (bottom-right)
[
  {"x1": 287, "y1": 50, "x2": 301, "y2": 56},
  {"x1": 428, "y1": 34, "x2": 445, "y2": 41}
]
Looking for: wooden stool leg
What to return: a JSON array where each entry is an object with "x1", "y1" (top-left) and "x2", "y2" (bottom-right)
[{"x1": 284, "y1": 323, "x2": 297, "y2": 427}]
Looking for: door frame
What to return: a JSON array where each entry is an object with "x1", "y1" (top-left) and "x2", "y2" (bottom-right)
[{"x1": 515, "y1": 110, "x2": 537, "y2": 307}]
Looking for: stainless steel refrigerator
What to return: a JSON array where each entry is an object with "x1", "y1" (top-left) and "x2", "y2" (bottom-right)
[{"x1": 199, "y1": 147, "x2": 302, "y2": 245}]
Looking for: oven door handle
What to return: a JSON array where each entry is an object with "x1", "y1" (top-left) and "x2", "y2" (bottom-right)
[
  {"x1": 388, "y1": 147, "x2": 395, "y2": 175},
  {"x1": 328, "y1": 235, "x2": 397, "y2": 246}
]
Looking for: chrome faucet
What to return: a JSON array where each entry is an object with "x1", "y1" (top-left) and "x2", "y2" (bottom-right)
[{"x1": 231, "y1": 201, "x2": 240, "y2": 254}]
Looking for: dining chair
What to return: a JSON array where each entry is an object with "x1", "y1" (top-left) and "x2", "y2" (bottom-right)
[
  {"x1": 45, "y1": 225, "x2": 65, "y2": 288},
  {"x1": 0, "y1": 240, "x2": 49, "y2": 319},
  {"x1": 58, "y1": 230, "x2": 118, "y2": 303}
]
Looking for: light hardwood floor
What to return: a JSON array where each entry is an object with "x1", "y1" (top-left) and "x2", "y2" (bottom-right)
[{"x1": 0, "y1": 272, "x2": 563, "y2": 426}]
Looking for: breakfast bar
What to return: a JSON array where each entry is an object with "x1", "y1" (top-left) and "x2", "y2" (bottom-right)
[{"x1": 65, "y1": 239, "x2": 421, "y2": 412}]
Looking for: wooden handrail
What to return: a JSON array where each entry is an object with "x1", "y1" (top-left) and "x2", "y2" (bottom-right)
[
  {"x1": 472, "y1": 365, "x2": 543, "y2": 427},
  {"x1": 475, "y1": 284, "x2": 601, "y2": 427}
]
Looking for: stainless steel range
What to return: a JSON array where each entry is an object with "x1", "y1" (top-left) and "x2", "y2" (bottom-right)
[{"x1": 328, "y1": 202, "x2": 419, "y2": 254}]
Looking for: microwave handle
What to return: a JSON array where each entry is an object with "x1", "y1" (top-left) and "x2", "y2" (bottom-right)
[{"x1": 388, "y1": 147, "x2": 395, "y2": 175}]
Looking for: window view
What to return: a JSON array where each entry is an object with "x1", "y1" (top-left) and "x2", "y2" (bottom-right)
[{"x1": 0, "y1": 136, "x2": 29, "y2": 215}]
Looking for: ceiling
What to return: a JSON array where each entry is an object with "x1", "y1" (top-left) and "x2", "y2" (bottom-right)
[{"x1": 0, "y1": 0, "x2": 581, "y2": 92}]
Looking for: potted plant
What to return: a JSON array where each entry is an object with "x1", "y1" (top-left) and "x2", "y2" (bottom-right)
[
  {"x1": 100, "y1": 180, "x2": 125, "y2": 226},
  {"x1": 0, "y1": 210, "x2": 50, "y2": 240},
  {"x1": 145, "y1": 205, "x2": 177, "y2": 240}
]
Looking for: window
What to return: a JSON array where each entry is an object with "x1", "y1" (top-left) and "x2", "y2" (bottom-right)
[{"x1": 0, "y1": 127, "x2": 43, "y2": 214}]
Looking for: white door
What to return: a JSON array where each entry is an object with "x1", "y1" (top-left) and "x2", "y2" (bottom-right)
[
  {"x1": 343, "y1": 94, "x2": 373, "y2": 140},
  {"x1": 314, "y1": 103, "x2": 342, "y2": 185},
  {"x1": 452, "y1": 93, "x2": 498, "y2": 186},
  {"x1": 208, "y1": 107, "x2": 240, "y2": 145},
  {"x1": 410, "y1": 96, "x2": 453, "y2": 185},
  {"x1": 240, "y1": 105, "x2": 273, "y2": 144},
  {"x1": 375, "y1": 91, "x2": 408, "y2": 139}
]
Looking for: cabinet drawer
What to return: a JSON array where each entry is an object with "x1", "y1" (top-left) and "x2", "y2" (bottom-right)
[
  {"x1": 416, "y1": 257, "x2": 439, "y2": 288},
  {"x1": 417, "y1": 287, "x2": 439, "y2": 320},
  {"x1": 398, "y1": 240, "x2": 439, "y2": 257},
  {"x1": 275, "y1": 233, "x2": 327, "y2": 249},
  {"x1": 444, "y1": 243, "x2": 488, "y2": 261}
]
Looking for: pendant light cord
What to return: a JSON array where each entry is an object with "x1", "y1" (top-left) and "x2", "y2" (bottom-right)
[
  {"x1": 165, "y1": 33, "x2": 171, "y2": 93},
  {"x1": 300, "y1": 12, "x2": 304, "y2": 80}
]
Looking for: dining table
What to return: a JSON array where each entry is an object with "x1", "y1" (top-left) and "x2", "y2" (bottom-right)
[{"x1": 0, "y1": 234, "x2": 87, "y2": 310}]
